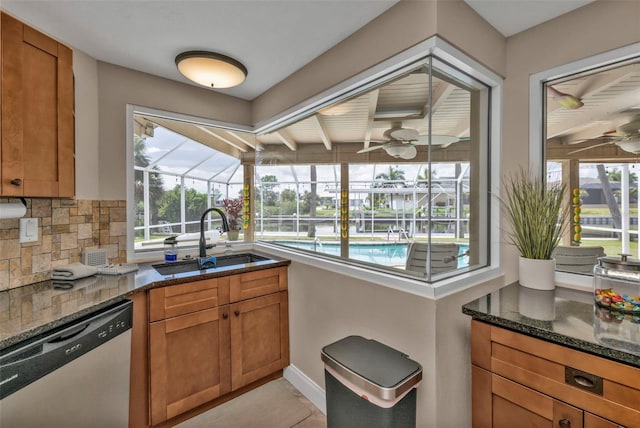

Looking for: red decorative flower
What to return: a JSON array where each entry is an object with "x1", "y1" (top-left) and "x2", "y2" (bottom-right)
[{"x1": 222, "y1": 197, "x2": 243, "y2": 230}]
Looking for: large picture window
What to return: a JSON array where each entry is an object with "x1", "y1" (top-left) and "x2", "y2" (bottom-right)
[
  {"x1": 127, "y1": 39, "x2": 500, "y2": 287},
  {"x1": 254, "y1": 55, "x2": 491, "y2": 281}
]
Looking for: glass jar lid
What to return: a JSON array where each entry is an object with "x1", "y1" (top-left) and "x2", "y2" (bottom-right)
[{"x1": 598, "y1": 254, "x2": 640, "y2": 272}]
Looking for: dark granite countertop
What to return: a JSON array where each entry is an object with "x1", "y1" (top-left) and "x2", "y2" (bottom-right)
[
  {"x1": 0, "y1": 251, "x2": 290, "y2": 351},
  {"x1": 463, "y1": 283, "x2": 640, "y2": 368}
]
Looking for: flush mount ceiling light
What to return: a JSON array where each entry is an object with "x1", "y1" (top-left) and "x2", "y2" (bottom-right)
[{"x1": 175, "y1": 51, "x2": 247, "y2": 89}]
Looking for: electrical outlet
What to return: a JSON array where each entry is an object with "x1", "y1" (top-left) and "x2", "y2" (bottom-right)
[{"x1": 19, "y1": 218, "x2": 38, "y2": 243}]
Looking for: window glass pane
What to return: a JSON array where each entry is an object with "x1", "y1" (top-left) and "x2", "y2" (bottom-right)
[
  {"x1": 132, "y1": 114, "x2": 246, "y2": 253},
  {"x1": 255, "y1": 54, "x2": 490, "y2": 283},
  {"x1": 254, "y1": 165, "x2": 340, "y2": 241}
]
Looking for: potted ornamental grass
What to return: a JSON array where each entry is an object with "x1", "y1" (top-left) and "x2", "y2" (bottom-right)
[
  {"x1": 222, "y1": 197, "x2": 243, "y2": 240},
  {"x1": 502, "y1": 169, "x2": 569, "y2": 290}
]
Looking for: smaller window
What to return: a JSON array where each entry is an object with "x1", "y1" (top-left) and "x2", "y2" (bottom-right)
[{"x1": 132, "y1": 114, "x2": 248, "y2": 255}]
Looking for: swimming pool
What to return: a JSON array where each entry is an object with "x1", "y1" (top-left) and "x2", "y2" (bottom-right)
[{"x1": 273, "y1": 241, "x2": 469, "y2": 268}]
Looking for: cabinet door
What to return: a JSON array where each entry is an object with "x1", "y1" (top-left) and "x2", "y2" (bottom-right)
[
  {"x1": 492, "y1": 374, "x2": 583, "y2": 428},
  {"x1": 149, "y1": 306, "x2": 231, "y2": 425},
  {"x1": 230, "y1": 291, "x2": 289, "y2": 390},
  {"x1": 1, "y1": 12, "x2": 74, "y2": 197}
]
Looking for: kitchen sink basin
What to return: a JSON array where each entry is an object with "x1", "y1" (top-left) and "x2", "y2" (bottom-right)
[{"x1": 152, "y1": 253, "x2": 271, "y2": 276}]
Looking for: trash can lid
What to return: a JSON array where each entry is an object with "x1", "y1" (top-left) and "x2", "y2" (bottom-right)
[{"x1": 321, "y1": 335, "x2": 422, "y2": 401}]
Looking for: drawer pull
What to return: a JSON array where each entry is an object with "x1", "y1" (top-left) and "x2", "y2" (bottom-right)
[
  {"x1": 573, "y1": 375, "x2": 594, "y2": 388},
  {"x1": 564, "y1": 366, "x2": 603, "y2": 395},
  {"x1": 10, "y1": 178, "x2": 22, "y2": 186},
  {"x1": 559, "y1": 419, "x2": 571, "y2": 428},
  {"x1": 234, "y1": 310, "x2": 240, "y2": 317},
  {"x1": 222, "y1": 313, "x2": 228, "y2": 319}
]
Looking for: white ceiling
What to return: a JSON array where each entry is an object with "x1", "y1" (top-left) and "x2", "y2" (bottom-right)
[{"x1": 1, "y1": 0, "x2": 596, "y2": 101}]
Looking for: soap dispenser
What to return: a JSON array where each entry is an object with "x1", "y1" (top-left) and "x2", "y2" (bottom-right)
[{"x1": 164, "y1": 236, "x2": 178, "y2": 262}]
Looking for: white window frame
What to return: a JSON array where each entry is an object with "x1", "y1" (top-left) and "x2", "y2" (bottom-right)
[
  {"x1": 528, "y1": 42, "x2": 640, "y2": 291},
  {"x1": 255, "y1": 36, "x2": 503, "y2": 298}
]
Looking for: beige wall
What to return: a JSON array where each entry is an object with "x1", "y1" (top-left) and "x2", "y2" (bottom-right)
[
  {"x1": 252, "y1": 0, "x2": 505, "y2": 124},
  {"x1": 73, "y1": 50, "x2": 100, "y2": 199},
  {"x1": 96, "y1": 62, "x2": 253, "y2": 200},
  {"x1": 285, "y1": 258, "x2": 505, "y2": 427},
  {"x1": 501, "y1": 0, "x2": 640, "y2": 284},
  {"x1": 287, "y1": 261, "x2": 439, "y2": 425}
]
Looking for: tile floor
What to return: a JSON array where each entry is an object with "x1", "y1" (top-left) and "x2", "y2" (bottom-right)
[{"x1": 176, "y1": 378, "x2": 326, "y2": 428}]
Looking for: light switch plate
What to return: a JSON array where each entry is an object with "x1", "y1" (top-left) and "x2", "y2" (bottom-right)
[{"x1": 19, "y1": 218, "x2": 38, "y2": 243}]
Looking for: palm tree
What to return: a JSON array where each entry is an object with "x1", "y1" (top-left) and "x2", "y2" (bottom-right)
[
  {"x1": 373, "y1": 166, "x2": 405, "y2": 209},
  {"x1": 134, "y1": 135, "x2": 164, "y2": 227}
]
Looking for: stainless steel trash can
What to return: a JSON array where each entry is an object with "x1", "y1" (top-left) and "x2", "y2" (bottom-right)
[{"x1": 321, "y1": 335, "x2": 422, "y2": 428}]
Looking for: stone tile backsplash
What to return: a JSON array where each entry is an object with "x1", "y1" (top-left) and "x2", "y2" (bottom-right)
[{"x1": 0, "y1": 199, "x2": 127, "y2": 290}]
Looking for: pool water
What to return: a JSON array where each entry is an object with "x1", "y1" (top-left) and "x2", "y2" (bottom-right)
[{"x1": 274, "y1": 241, "x2": 469, "y2": 268}]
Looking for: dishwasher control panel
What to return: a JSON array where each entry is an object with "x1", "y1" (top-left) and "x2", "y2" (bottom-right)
[{"x1": 0, "y1": 300, "x2": 132, "y2": 399}]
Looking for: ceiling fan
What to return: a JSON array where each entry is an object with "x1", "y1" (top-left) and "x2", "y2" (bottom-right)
[
  {"x1": 356, "y1": 122, "x2": 461, "y2": 159},
  {"x1": 568, "y1": 116, "x2": 640, "y2": 155},
  {"x1": 547, "y1": 86, "x2": 584, "y2": 110}
]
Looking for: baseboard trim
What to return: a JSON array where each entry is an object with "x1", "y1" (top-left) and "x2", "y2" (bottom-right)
[{"x1": 284, "y1": 365, "x2": 326, "y2": 414}]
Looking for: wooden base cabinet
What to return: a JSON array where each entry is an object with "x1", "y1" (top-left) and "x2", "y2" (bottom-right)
[
  {"x1": 146, "y1": 267, "x2": 289, "y2": 427},
  {"x1": 471, "y1": 320, "x2": 638, "y2": 428}
]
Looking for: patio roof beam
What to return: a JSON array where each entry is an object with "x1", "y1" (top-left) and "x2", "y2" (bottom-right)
[
  {"x1": 309, "y1": 115, "x2": 332, "y2": 150},
  {"x1": 274, "y1": 129, "x2": 298, "y2": 151},
  {"x1": 197, "y1": 126, "x2": 248, "y2": 152}
]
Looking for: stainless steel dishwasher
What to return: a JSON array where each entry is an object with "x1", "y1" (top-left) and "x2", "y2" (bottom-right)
[{"x1": 0, "y1": 300, "x2": 132, "y2": 428}]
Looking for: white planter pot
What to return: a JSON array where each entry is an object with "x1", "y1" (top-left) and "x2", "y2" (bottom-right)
[{"x1": 518, "y1": 256, "x2": 556, "y2": 290}]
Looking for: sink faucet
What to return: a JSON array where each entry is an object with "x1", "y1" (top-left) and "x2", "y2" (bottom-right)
[{"x1": 199, "y1": 207, "x2": 231, "y2": 258}]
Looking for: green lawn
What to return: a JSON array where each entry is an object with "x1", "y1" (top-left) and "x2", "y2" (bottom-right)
[{"x1": 581, "y1": 239, "x2": 636, "y2": 257}]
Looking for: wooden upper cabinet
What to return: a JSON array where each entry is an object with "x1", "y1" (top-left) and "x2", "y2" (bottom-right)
[{"x1": 1, "y1": 12, "x2": 75, "y2": 197}]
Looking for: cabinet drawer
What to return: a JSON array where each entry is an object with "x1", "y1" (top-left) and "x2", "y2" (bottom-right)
[
  {"x1": 149, "y1": 277, "x2": 230, "y2": 321},
  {"x1": 492, "y1": 374, "x2": 583, "y2": 428},
  {"x1": 230, "y1": 267, "x2": 287, "y2": 302},
  {"x1": 474, "y1": 321, "x2": 640, "y2": 427}
]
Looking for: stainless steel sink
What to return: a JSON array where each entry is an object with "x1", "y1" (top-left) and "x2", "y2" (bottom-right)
[{"x1": 152, "y1": 253, "x2": 270, "y2": 276}]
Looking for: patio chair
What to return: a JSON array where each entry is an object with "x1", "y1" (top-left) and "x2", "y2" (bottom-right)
[
  {"x1": 552, "y1": 245, "x2": 606, "y2": 274},
  {"x1": 405, "y1": 242, "x2": 460, "y2": 276}
]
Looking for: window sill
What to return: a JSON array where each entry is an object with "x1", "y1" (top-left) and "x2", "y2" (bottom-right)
[
  {"x1": 254, "y1": 242, "x2": 503, "y2": 299},
  {"x1": 554, "y1": 271, "x2": 592, "y2": 292}
]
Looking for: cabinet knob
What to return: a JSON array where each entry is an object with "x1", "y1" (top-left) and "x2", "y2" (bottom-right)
[
  {"x1": 559, "y1": 419, "x2": 571, "y2": 428},
  {"x1": 10, "y1": 178, "x2": 22, "y2": 186},
  {"x1": 234, "y1": 310, "x2": 240, "y2": 317},
  {"x1": 222, "y1": 313, "x2": 228, "y2": 319}
]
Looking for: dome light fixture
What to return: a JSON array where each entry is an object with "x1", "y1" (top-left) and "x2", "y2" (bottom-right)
[{"x1": 175, "y1": 51, "x2": 247, "y2": 89}]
